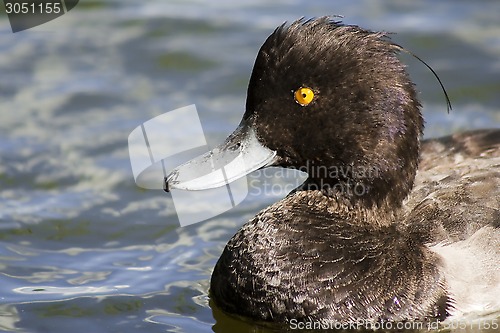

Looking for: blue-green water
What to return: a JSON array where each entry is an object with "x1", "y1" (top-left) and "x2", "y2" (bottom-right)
[{"x1": 0, "y1": 1, "x2": 499, "y2": 332}]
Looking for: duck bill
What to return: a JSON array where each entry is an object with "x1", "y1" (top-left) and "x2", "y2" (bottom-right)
[{"x1": 164, "y1": 121, "x2": 277, "y2": 191}]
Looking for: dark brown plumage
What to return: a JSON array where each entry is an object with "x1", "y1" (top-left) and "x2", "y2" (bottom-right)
[{"x1": 165, "y1": 17, "x2": 500, "y2": 325}]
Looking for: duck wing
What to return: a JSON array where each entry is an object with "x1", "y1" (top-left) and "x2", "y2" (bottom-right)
[
  {"x1": 407, "y1": 129, "x2": 500, "y2": 242},
  {"x1": 406, "y1": 129, "x2": 500, "y2": 317}
]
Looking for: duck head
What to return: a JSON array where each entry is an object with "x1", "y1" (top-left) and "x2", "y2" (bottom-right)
[{"x1": 165, "y1": 17, "x2": 423, "y2": 210}]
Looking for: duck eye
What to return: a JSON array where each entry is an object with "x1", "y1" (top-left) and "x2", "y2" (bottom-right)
[{"x1": 294, "y1": 87, "x2": 314, "y2": 106}]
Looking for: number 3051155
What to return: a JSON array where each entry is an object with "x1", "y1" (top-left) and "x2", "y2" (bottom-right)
[{"x1": 5, "y1": 2, "x2": 62, "y2": 14}]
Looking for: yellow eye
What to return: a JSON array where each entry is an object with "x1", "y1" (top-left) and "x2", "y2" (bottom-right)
[{"x1": 294, "y1": 87, "x2": 314, "y2": 106}]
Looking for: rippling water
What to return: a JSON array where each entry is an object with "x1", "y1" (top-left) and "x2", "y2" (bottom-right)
[{"x1": 0, "y1": 1, "x2": 499, "y2": 332}]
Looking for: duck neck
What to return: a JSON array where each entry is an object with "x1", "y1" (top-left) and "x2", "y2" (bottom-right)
[{"x1": 298, "y1": 154, "x2": 419, "y2": 215}]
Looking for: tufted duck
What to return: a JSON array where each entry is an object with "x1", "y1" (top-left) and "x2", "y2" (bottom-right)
[{"x1": 165, "y1": 17, "x2": 500, "y2": 324}]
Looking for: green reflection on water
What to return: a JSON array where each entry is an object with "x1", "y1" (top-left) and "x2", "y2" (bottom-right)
[
  {"x1": 157, "y1": 52, "x2": 216, "y2": 72},
  {"x1": 35, "y1": 298, "x2": 144, "y2": 318},
  {"x1": 449, "y1": 83, "x2": 500, "y2": 103},
  {"x1": 46, "y1": 220, "x2": 91, "y2": 241}
]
